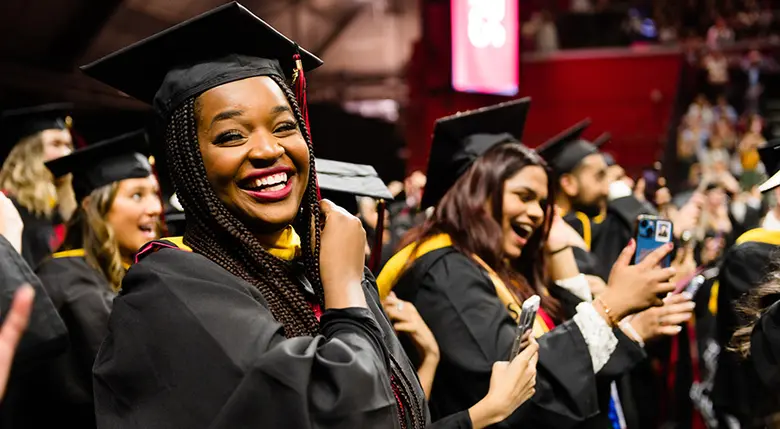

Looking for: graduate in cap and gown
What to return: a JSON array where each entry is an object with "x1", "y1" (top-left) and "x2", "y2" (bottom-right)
[
  {"x1": 4, "y1": 130, "x2": 163, "y2": 429},
  {"x1": 315, "y1": 158, "x2": 394, "y2": 273},
  {"x1": 78, "y1": 3, "x2": 543, "y2": 428},
  {"x1": 536, "y1": 120, "x2": 655, "y2": 282},
  {"x1": 0, "y1": 104, "x2": 78, "y2": 268},
  {"x1": 377, "y1": 98, "x2": 680, "y2": 429},
  {"x1": 710, "y1": 139, "x2": 780, "y2": 428},
  {"x1": 317, "y1": 158, "x2": 443, "y2": 400}
]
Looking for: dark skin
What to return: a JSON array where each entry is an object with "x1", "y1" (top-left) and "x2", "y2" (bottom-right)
[{"x1": 194, "y1": 76, "x2": 366, "y2": 309}]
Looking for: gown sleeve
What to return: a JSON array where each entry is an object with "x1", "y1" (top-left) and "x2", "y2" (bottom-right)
[
  {"x1": 0, "y1": 234, "x2": 67, "y2": 368},
  {"x1": 93, "y1": 249, "x2": 399, "y2": 429},
  {"x1": 36, "y1": 257, "x2": 113, "y2": 377},
  {"x1": 409, "y1": 251, "x2": 600, "y2": 429}
]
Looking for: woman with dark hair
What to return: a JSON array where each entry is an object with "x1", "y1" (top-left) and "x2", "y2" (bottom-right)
[
  {"x1": 80, "y1": 3, "x2": 538, "y2": 429},
  {"x1": 378, "y1": 100, "x2": 679, "y2": 428}
]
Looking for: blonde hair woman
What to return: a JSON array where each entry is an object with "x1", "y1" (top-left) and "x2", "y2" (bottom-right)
[
  {"x1": 10, "y1": 130, "x2": 161, "y2": 429},
  {"x1": 0, "y1": 104, "x2": 77, "y2": 267}
]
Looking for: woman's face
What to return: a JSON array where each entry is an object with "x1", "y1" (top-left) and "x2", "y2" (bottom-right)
[
  {"x1": 106, "y1": 176, "x2": 162, "y2": 258},
  {"x1": 41, "y1": 129, "x2": 73, "y2": 162},
  {"x1": 195, "y1": 76, "x2": 310, "y2": 234},
  {"x1": 500, "y1": 165, "x2": 548, "y2": 259}
]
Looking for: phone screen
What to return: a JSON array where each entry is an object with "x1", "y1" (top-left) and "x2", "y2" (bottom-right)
[{"x1": 634, "y1": 216, "x2": 673, "y2": 268}]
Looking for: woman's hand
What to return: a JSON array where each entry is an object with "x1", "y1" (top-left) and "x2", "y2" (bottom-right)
[
  {"x1": 0, "y1": 193, "x2": 23, "y2": 255},
  {"x1": 599, "y1": 240, "x2": 677, "y2": 321},
  {"x1": 546, "y1": 207, "x2": 587, "y2": 252},
  {"x1": 382, "y1": 292, "x2": 439, "y2": 399},
  {"x1": 468, "y1": 338, "x2": 539, "y2": 429},
  {"x1": 0, "y1": 285, "x2": 34, "y2": 401},
  {"x1": 318, "y1": 200, "x2": 368, "y2": 309},
  {"x1": 624, "y1": 293, "x2": 696, "y2": 342}
]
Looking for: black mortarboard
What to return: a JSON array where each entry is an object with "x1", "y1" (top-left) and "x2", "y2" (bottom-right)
[
  {"x1": 316, "y1": 158, "x2": 393, "y2": 273},
  {"x1": 45, "y1": 130, "x2": 152, "y2": 202},
  {"x1": 421, "y1": 98, "x2": 531, "y2": 209},
  {"x1": 1, "y1": 103, "x2": 73, "y2": 161},
  {"x1": 536, "y1": 119, "x2": 597, "y2": 174},
  {"x1": 751, "y1": 300, "x2": 780, "y2": 391},
  {"x1": 758, "y1": 139, "x2": 780, "y2": 193},
  {"x1": 316, "y1": 158, "x2": 393, "y2": 215},
  {"x1": 80, "y1": 2, "x2": 322, "y2": 119}
]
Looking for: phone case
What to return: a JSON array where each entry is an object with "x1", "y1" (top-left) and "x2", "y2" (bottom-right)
[
  {"x1": 510, "y1": 296, "x2": 540, "y2": 360},
  {"x1": 634, "y1": 215, "x2": 673, "y2": 268}
]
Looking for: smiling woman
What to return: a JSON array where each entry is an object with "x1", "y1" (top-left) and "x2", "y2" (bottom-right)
[{"x1": 7, "y1": 130, "x2": 162, "y2": 429}]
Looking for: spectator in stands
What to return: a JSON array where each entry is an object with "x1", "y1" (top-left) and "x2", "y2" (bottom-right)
[
  {"x1": 742, "y1": 49, "x2": 765, "y2": 115},
  {"x1": 702, "y1": 49, "x2": 731, "y2": 101},
  {"x1": 522, "y1": 11, "x2": 560, "y2": 53},
  {"x1": 762, "y1": 186, "x2": 780, "y2": 229},
  {"x1": 713, "y1": 96, "x2": 738, "y2": 125},
  {"x1": 571, "y1": 0, "x2": 594, "y2": 13},
  {"x1": 707, "y1": 16, "x2": 736, "y2": 49},
  {"x1": 688, "y1": 93, "x2": 715, "y2": 128},
  {"x1": 700, "y1": 134, "x2": 732, "y2": 173},
  {"x1": 738, "y1": 114, "x2": 767, "y2": 190}
]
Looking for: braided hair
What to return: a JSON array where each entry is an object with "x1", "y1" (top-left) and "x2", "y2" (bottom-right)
[
  {"x1": 164, "y1": 75, "x2": 424, "y2": 428},
  {"x1": 164, "y1": 74, "x2": 323, "y2": 338}
]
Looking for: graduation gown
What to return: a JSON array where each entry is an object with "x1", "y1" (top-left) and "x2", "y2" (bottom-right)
[
  {"x1": 711, "y1": 229, "x2": 780, "y2": 426},
  {"x1": 392, "y1": 247, "x2": 647, "y2": 429},
  {"x1": 93, "y1": 241, "x2": 472, "y2": 429},
  {"x1": 7, "y1": 252, "x2": 114, "y2": 428},
  {"x1": 9, "y1": 196, "x2": 63, "y2": 269},
  {"x1": 0, "y1": 235, "x2": 68, "y2": 428}
]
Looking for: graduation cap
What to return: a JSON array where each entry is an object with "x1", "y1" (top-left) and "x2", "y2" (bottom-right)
[
  {"x1": 421, "y1": 98, "x2": 531, "y2": 209},
  {"x1": 45, "y1": 130, "x2": 152, "y2": 202},
  {"x1": 536, "y1": 119, "x2": 596, "y2": 174},
  {"x1": 758, "y1": 139, "x2": 780, "y2": 193},
  {"x1": 1, "y1": 103, "x2": 73, "y2": 161},
  {"x1": 80, "y1": 2, "x2": 322, "y2": 119},
  {"x1": 316, "y1": 158, "x2": 393, "y2": 272}
]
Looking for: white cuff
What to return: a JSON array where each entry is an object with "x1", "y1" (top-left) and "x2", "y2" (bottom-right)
[
  {"x1": 573, "y1": 302, "x2": 618, "y2": 373},
  {"x1": 554, "y1": 274, "x2": 592, "y2": 303}
]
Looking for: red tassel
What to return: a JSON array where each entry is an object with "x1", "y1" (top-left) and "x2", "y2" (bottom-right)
[{"x1": 292, "y1": 52, "x2": 321, "y2": 200}]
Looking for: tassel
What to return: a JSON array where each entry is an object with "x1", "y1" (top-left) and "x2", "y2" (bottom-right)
[
  {"x1": 369, "y1": 199, "x2": 386, "y2": 273},
  {"x1": 292, "y1": 49, "x2": 321, "y2": 200}
]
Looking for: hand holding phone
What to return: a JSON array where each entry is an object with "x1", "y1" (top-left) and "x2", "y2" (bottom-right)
[{"x1": 510, "y1": 295, "x2": 540, "y2": 360}]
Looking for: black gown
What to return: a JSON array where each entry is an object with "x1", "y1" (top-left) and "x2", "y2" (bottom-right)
[
  {"x1": 8, "y1": 252, "x2": 114, "y2": 429},
  {"x1": 711, "y1": 229, "x2": 780, "y2": 427},
  {"x1": 392, "y1": 247, "x2": 647, "y2": 429},
  {"x1": 0, "y1": 235, "x2": 68, "y2": 428},
  {"x1": 9, "y1": 196, "x2": 62, "y2": 269},
  {"x1": 93, "y1": 240, "x2": 471, "y2": 429}
]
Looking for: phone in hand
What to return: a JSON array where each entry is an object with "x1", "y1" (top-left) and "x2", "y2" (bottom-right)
[
  {"x1": 633, "y1": 215, "x2": 673, "y2": 268},
  {"x1": 510, "y1": 295, "x2": 541, "y2": 360}
]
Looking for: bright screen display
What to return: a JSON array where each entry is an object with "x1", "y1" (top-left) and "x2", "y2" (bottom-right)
[{"x1": 451, "y1": 0, "x2": 519, "y2": 96}]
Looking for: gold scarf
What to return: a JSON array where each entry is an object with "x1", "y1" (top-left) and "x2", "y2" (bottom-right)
[
  {"x1": 377, "y1": 234, "x2": 549, "y2": 338},
  {"x1": 162, "y1": 225, "x2": 302, "y2": 261}
]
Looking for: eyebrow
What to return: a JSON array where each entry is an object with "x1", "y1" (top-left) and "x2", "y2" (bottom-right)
[
  {"x1": 209, "y1": 109, "x2": 244, "y2": 131},
  {"x1": 271, "y1": 105, "x2": 292, "y2": 116}
]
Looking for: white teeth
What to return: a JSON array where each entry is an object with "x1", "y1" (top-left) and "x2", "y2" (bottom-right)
[{"x1": 250, "y1": 172, "x2": 288, "y2": 190}]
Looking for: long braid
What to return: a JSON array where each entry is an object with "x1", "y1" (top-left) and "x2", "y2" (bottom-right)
[{"x1": 165, "y1": 94, "x2": 318, "y2": 338}]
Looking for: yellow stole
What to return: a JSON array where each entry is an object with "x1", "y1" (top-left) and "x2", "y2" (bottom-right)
[
  {"x1": 53, "y1": 248, "x2": 131, "y2": 269},
  {"x1": 708, "y1": 228, "x2": 780, "y2": 315},
  {"x1": 377, "y1": 234, "x2": 550, "y2": 338},
  {"x1": 160, "y1": 225, "x2": 302, "y2": 262}
]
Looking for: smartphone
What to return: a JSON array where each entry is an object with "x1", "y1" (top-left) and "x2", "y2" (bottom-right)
[
  {"x1": 510, "y1": 295, "x2": 540, "y2": 360},
  {"x1": 633, "y1": 215, "x2": 673, "y2": 268},
  {"x1": 685, "y1": 274, "x2": 706, "y2": 296}
]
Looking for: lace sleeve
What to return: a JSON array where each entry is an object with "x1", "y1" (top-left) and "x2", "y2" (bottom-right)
[{"x1": 573, "y1": 302, "x2": 618, "y2": 373}]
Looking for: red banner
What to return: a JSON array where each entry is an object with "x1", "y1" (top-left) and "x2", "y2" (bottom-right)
[{"x1": 451, "y1": 0, "x2": 519, "y2": 96}]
